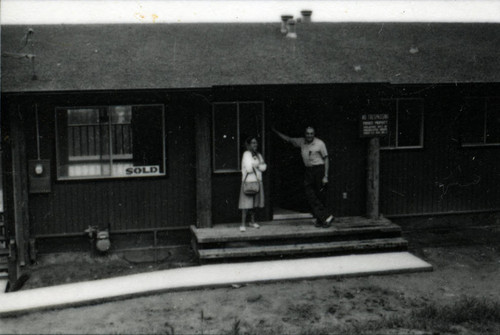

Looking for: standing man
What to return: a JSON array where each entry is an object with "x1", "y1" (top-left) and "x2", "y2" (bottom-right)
[{"x1": 273, "y1": 126, "x2": 334, "y2": 228}]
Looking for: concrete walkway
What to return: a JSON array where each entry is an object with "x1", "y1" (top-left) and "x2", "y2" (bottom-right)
[{"x1": 0, "y1": 252, "x2": 432, "y2": 315}]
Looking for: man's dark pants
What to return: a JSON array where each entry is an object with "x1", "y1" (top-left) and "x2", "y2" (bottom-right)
[{"x1": 304, "y1": 165, "x2": 329, "y2": 224}]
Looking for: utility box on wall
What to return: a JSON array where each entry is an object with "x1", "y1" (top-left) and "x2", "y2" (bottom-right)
[{"x1": 28, "y1": 159, "x2": 51, "y2": 193}]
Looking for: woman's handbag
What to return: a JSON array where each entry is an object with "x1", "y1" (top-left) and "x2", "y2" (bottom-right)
[
  {"x1": 243, "y1": 167, "x2": 260, "y2": 195},
  {"x1": 243, "y1": 181, "x2": 260, "y2": 195}
]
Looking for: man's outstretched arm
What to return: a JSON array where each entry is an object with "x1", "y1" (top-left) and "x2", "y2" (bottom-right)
[{"x1": 272, "y1": 127, "x2": 292, "y2": 143}]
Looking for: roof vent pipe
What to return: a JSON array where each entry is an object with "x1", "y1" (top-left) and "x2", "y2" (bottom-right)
[
  {"x1": 286, "y1": 19, "x2": 297, "y2": 39},
  {"x1": 281, "y1": 15, "x2": 293, "y2": 34},
  {"x1": 301, "y1": 10, "x2": 313, "y2": 23}
]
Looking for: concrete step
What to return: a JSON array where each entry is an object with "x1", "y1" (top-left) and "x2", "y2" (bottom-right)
[{"x1": 197, "y1": 237, "x2": 408, "y2": 259}]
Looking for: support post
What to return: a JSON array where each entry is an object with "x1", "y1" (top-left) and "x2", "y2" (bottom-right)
[
  {"x1": 195, "y1": 100, "x2": 213, "y2": 228},
  {"x1": 11, "y1": 105, "x2": 30, "y2": 265},
  {"x1": 2, "y1": 104, "x2": 31, "y2": 285},
  {"x1": 366, "y1": 137, "x2": 380, "y2": 219}
]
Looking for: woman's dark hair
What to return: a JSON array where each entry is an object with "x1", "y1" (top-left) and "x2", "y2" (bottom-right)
[{"x1": 244, "y1": 136, "x2": 259, "y2": 152}]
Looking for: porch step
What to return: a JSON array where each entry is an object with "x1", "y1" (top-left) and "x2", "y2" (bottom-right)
[
  {"x1": 198, "y1": 237, "x2": 408, "y2": 259},
  {"x1": 0, "y1": 247, "x2": 8, "y2": 274},
  {"x1": 0, "y1": 215, "x2": 9, "y2": 279},
  {"x1": 191, "y1": 217, "x2": 407, "y2": 261},
  {"x1": 192, "y1": 217, "x2": 401, "y2": 243}
]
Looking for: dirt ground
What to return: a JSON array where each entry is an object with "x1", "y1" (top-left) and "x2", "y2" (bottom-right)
[{"x1": 1, "y1": 221, "x2": 500, "y2": 335}]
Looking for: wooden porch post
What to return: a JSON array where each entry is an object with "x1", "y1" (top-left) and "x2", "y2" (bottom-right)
[
  {"x1": 195, "y1": 100, "x2": 213, "y2": 228},
  {"x1": 1, "y1": 128, "x2": 19, "y2": 284},
  {"x1": 366, "y1": 137, "x2": 380, "y2": 219},
  {"x1": 3, "y1": 104, "x2": 31, "y2": 285},
  {"x1": 11, "y1": 105, "x2": 30, "y2": 265}
]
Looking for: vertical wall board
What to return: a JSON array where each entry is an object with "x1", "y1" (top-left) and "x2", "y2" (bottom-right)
[
  {"x1": 7, "y1": 103, "x2": 31, "y2": 265},
  {"x1": 10, "y1": 83, "x2": 500, "y2": 237},
  {"x1": 210, "y1": 84, "x2": 373, "y2": 224},
  {"x1": 24, "y1": 92, "x2": 197, "y2": 236},
  {"x1": 1, "y1": 103, "x2": 18, "y2": 279},
  {"x1": 195, "y1": 96, "x2": 213, "y2": 228},
  {"x1": 380, "y1": 85, "x2": 500, "y2": 216}
]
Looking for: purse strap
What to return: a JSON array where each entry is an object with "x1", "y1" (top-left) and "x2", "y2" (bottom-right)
[
  {"x1": 243, "y1": 153, "x2": 262, "y2": 182},
  {"x1": 243, "y1": 166, "x2": 259, "y2": 182}
]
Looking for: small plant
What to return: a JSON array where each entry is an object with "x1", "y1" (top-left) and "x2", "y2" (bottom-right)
[
  {"x1": 288, "y1": 303, "x2": 316, "y2": 320},
  {"x1": 376, "y1": 295, "x2": 500, "y2": 333},
  {"x1": 230, "y1": 319, "x2": 241, "y2": 335},
  {"x1": 163, "y1": 322, "x2": 174, "y2": 335},
  {"x1": 307, "y1": 296, "x2": 500, "y2": 334},
  {"x1": 413, "y1": 295, "x2": 500, "y2": 328}
]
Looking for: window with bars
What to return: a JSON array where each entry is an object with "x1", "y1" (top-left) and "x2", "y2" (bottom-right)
[
  {"x1": 56, "y1": 104, "x2": 165, "y2": 179},
  {"x1": 380, "y1": 98, "x2": 424, "y2": 149},
  {"x1": 460, "y1": 97, "x2": 500, "y2": 146},
  {"x1": 212, "y1": 102, "x2": 264, "y2": 172}
]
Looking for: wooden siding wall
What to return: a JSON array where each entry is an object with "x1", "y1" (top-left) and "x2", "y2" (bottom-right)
[
  {"x1": 20, "y1": 92, "x2": 198, "y2": 236},
  {"x1": 4, "y1": 83, "x2": 499, "y2": 235},
  {"x1": 211, "y1": 87, "x2": 272, "y2": 223},
  {"x1": 212, "y1": 84, "x2": 500, "y2": 222},
  {"x1": 380, "y1": 84, "x2": 500, "y2": 216},
  {"x1": 267, "y1": 87, "x2": 369, "y2": 218}
]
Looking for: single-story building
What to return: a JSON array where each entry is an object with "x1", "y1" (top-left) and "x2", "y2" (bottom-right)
[{"x1": 1, "y1": 22, "x2": 500, "y2": 279}]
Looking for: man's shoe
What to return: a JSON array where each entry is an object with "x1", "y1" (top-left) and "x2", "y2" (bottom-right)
[
  {"x1": 314, "y1": 219, "x2": 322, "y2": 228},
  {"x1": 323, "y1": 215, "x2": 334, "y2": 228}
]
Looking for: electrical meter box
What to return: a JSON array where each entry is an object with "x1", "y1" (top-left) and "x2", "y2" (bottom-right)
[{"x1": 28, "y1": 159, "x2": 51, "y2": 193}]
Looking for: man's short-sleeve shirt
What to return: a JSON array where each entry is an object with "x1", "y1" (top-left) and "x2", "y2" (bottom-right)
[{"x1": 289, "y1": 137, "x2": 328, "y2": 167}]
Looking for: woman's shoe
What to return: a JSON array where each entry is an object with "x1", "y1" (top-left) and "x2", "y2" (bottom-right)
[
  {"x1": 249, "y1": 223, "x2": 260, "y2": 229},
  {"x1": 240, "y1": 225, "x2": 246, "y2": 232}
]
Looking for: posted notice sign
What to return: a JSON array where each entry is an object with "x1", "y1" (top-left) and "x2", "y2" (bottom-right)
[{"x1": 360, "y1": 114, "x2": 389, "y2": 137}]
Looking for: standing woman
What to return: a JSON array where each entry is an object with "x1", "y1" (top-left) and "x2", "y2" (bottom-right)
[{"x1": 239, "y1": 136, "x2": 267, "y2": 232}]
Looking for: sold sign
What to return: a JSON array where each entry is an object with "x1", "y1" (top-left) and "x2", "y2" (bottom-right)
[{"x1": 125, "y1": 165, "x2": 161, "y2": 176}]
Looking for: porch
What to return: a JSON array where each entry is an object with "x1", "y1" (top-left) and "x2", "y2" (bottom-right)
[{"x1": 191, "y1": 216, "x2": 408, "y2": 262}]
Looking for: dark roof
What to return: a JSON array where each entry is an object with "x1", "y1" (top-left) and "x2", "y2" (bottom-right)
[{"x1": 1, "y1": 23, "x2": 500, "y2": 92}]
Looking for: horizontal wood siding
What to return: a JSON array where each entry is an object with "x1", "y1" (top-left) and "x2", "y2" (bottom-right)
[{"x1": 25, "y1": 93, "x2": 197, "y2": 236}]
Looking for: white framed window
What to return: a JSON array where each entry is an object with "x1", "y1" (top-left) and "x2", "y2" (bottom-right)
[
  {"x1": 460, "y1": 97, "x2": 500, "y2": 147},
  {"x1": 212, "y1": 102, "x2": 264, "y2": 173},
  {"x1": 56, "y1": 104, "x2": 166, "y2": 180},
  {"x1": 380, "y1": 98, "x2": 424, "y2": 149}
]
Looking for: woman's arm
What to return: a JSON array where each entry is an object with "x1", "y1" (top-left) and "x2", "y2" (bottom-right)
[
  {"x1": 241, "y1": 151, "x2": 255, "y2": 173},
  {"x1": 257, "y1": 154, "x2": 267, "y2": 172}
]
